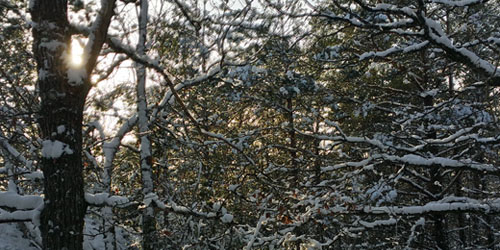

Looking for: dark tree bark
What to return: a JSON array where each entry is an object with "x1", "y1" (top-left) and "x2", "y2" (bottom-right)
[
  {"x1": 287, "y1": 97, "x2": 298, "y2": 187},
  {"x1": 30, "y1": 0, "x2": 115, "y2": 248},
  {"x1": 30, "y1": 0, "x2": 89, "y2": 249},
  {"x1": 423, "y1": 89, "x2": 449, "y2": 250}
]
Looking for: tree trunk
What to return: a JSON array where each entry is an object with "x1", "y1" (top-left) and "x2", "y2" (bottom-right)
[
  {"x1": 30, "y1": 1, "x2": 90, "y2": 249},
  {"x1": 423, "y1": 95, "x2": 448, "y2": 250},
  {"x1": 136, "y1": 1, "x2": 157, "y2": 249},
  {"x1": 287, "y1": 97, "x2": 298, "y2": 187}
]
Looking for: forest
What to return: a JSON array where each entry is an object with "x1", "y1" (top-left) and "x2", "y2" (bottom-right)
[{"x1": 0, "y1": 0, "x2": 499, "y2": 249}]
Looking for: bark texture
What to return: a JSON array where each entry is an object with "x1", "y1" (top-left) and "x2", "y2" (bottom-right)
[
  {"x1": 30, "y1": 0, "x2": 89, "y2": 249},
  {"x1": 135, "y1": 1, "x2": 157, "y2": 249}
]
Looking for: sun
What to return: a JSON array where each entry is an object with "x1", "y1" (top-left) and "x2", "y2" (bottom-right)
[{"x1": 70, "y1": 39, "x2": 84, "y2": 66}]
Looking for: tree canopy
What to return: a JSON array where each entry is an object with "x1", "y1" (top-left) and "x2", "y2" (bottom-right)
[{"x1": 0, "y1": 0, "x2": 499, "y2": 249}]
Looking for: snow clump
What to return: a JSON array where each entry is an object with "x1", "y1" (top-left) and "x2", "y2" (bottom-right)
[{"x1": 41, "y1": 140, "x2": 73, "y2": 159}]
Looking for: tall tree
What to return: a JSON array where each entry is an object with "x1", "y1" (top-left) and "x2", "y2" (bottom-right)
[
  {"x1": 135, "y1": 0, "x2": 157, "y2": 249},
  {"x1": 29, "y1": 0, "x2": 115, "y2": 248}
]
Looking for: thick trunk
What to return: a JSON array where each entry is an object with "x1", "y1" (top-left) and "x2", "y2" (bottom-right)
[{"x1": 30, "y1": 1, "x2": 90, "y2": 249}]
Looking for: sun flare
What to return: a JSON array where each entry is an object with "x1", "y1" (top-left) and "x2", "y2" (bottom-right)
[{"x1": 70, "y1": 39, "x2": 84, "y2": 66}]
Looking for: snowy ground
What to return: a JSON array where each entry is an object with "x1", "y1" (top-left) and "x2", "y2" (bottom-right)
[
  {"x1": 0, "y1": 217, "x2": 135, "y2": 250},
  {"x1": 0, "y1": 223, "x2": 38, "y2": 250}
]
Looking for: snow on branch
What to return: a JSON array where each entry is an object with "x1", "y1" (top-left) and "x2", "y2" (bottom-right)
[
  {"x1": 150, "y1": 65, "x2": 222, "y2": 123},
  {"x1": 425, "y1": 122, "x2": 485, "y2": 144},
  {"x1": 89, "y1": 191, "x2": 234, "y2": 221},
  {"x1": 487, "y1": 37, "x2": 500, "y2": 46},
  {"x1": 316, "y1": 10, "x2": 415, "y2": 30},
  {"x1": 83, "y1": 0, "x2": 117, "y2": 74},
  {"x1": 200, "y1": 129, "x2": 256, "y2": 166},
  {"x1": 0, "y1": 209, "x2": 39, "y2": 223},
  {"x1": 146, "y1": 64, "x2": 224, "y2": 130},
  {"x1": 313, "y1": 0, "x2": 419, "y2": 30},
  {"x1": 323, "y1": 197, "x2": 500, "y2": 216},
  {"x1": 106, "y1": 36, "x2": 219, "y2": 131},
  {"x1": 357, "y1": 218, "x2": 397, "y2": 229},
  {"x1": 378, "y1": 153, "x2": 499, "y2": 173},
  {"x1": 87, "y1": 115, "x2": 137, "y2": 192},
  {"x1": 244, "y1": 214, "x2": 266, "y2": 250},
  {"x1": 85, "y1": 192, "x2": 129, "y2": 207},
  {"x1": 362, "y1": 198, "x2": 500, "y2": 215},
  {"x1": 140, "y1": 194, "x2": 238, "y2": 222},
  {"x1": 422, "y1": 17, "x2": 500, "y2": 83},
  {"x1": 316, "y1": 1, "x2": 500, "y2": 85},
  {"x1": 431, "y1": 0, "x2": 487, "y2": 7},
  {"x1": 405, "y1": 218, "x2": 426, "y2": 248},
  {"x1": 321, "y1": 157, "x2": 375, "y2": 172},
  {"x1": 359, "y1": 41, "x2": 429, "y2": 60},
  {"x1": 102, "y1": 115, "x2": 138, "y2": 168},
  {"x1": 0, "y1": 192, "x2": 42, "y2": 210},
  {"x1": 0, "y1": 131, "x2": 33, "y2": 169},
  {"x1": 0, "y1": 191, "x2": 43, "y2": 224},
  {"x1": 317, "y1": 149, "x2": 499, "y2": 174},
  {"x1": 163, "y1": 200, "x2": 217, "y2": 219},
  {"x1": 296, "y1": 130, "x2": 389, "y2": 151},
  {"x1": 366, "y1": 2, "x2": 418, "y2": 17}
]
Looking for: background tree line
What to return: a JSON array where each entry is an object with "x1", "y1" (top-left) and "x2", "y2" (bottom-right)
[{"x1": 0, "y1": 0, "x2": 499, "y2": 249}]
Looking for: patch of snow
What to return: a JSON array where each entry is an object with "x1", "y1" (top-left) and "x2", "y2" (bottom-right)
[
  {"x1": 279, "y1": 87, "x2": 289, "y2": 96},
  {"x1": 373, "y1": 3, "x2": 395, "y2": 10},
  {"x1": 212, "y1": 202, "x2": 221, "y2": 211},
  {"x1": 0, "y1": 224, "x2": 38, "y2": 250},
  {"x1": 67, "y1": 67, "x2": 86, "y2": 86},
  {"x1": 420, "y1": 89, "x2": 438, "y2": 98},
  {"x1": 24, "y1": 171, "x2": 43, "y2": 180},
  {"x1": 387, "y1": 190, "x2": 397, "y2": 201},
  {"x1": 41, "y1": 140, "x2": 73, "y2": 159},
  {"x1": 228, "y1": 184, "x2": 239, "y2": 191},
  {"x1": 57, "y1": 125, "x2": 65, "y2": 134},
  {"x1": 38, "y1": 69, "x2": 48, "y2": 80},
  {"x1": 39, "y1": 40, "x2": 65, "y2": 51},
  {"x1": 221, "y1": 213, "x2": 233, "y2": 223},
  {"x1": 301, "y1": 239, "x2": 326, "y2": 249}
]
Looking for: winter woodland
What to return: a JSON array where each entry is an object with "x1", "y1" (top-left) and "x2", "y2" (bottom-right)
[{"x1": 0, "y1": 0, "x2": 499, "y2": 249}]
